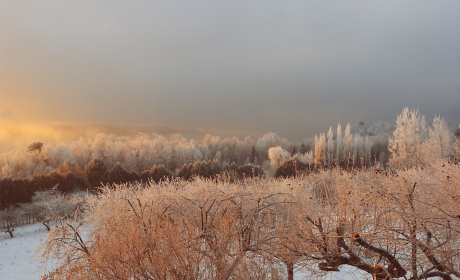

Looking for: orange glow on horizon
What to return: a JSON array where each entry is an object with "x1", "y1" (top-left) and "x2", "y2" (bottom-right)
[
  {"x1": 0, "y1": 121, "x2": 258, "y2": 154},
  {"x1": 0, "y1": 122, "x2": 71, "y2": 153}
]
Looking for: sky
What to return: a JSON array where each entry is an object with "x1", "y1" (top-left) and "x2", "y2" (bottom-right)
[{"x1": 1, "y1": 1, "x2": 460, "y2": 152}]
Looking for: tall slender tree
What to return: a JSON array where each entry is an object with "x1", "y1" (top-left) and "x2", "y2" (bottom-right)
[
  {"x1": 314, "y1": 133, "x2": 326, "y2": 168},
  {"x1": 388, "y1": 107, "x2": 427, "y2": 168},
  {"x1": 424, "y1": 115, "x2": 453, "y2": 160},
  {"x1": 344, "y1": 124, "x2": 353, "y2": 166},
  {"x1": 336, "y1": 124, "x2": 342, "y2": 165},
  {"x1": 326, "y1": 127, "x2": 334, "y2": 167}
]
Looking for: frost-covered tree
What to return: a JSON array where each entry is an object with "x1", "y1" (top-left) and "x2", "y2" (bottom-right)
[
  {"x1": 388, "y1": 107, "x2": 427, "y2": 169},
  {"x1": 27, "y1": 142, "x2": 50, "y2": 175},
  {"x1": 214, "y1": 150, "x2": 222, "y2": 163},
  {"x1": 193, "y1": 148, "x2": 204, "y2": 162},
  {"x1": 455, "y1": 125, "x2": 460, "y2": 139},
  {"x1": 314, "y1": 133, "x2": 326, "y2": 168},
  {"x1": 352, "y1": 134, "x2": 362, "y2": 167},
  {"x1": 268, "y1": 146, "x2": 291, "y2": 172},
  {"x1": 107, "y1": 163, "x2": 138, "y2": 185},
  {"x1": 0, "y1": 206, "x2": 20, "y2": 237},
  {"x1": 304, "y1": 150, "x2": 314, "y2": 168},
  {"x1": 40, "y1": 181, "x2": 290, "y2": 280},
  {"x1": 27, "y1": 142, "x2": 44, "y2": 154},
  {"x1": 85, "y1": 158, "x2": 108, "y2": 190},
  {"x1": 344, "y1": 124, "x2": 353, "y2": 166},
  {"x1": 70, "y1": 137, "x2": 92, "y2": 169},
  {"x1": 255, "y1": 132, "x2": 289, "y2": 162},
  {"x1": 31, "y1": 188, "x2": 86, "y2": 231},
  {"x1": 455, "y1": 125, "x2": 460, "y2": 160},
  {"x1": 326, "y1": 127, "x2": 334, "y2": 166},
  {"x1": 423, "y1": 115, "x2": 454, "y2": 160},
  {"x1": 364, "y1": 135, "x2": 373, "y2": 167},
  {"x1": 336, "y1": 124, "x2": 342, "y2": 165},
  {"x1": 39, "y1": 162, "x2": 460, "y2": 280}
]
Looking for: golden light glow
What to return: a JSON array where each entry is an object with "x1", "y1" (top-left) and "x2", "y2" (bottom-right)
[
  {"x1": 0, "y1": 121, "x2": 253, "y2": 154},
  {"x1": 0, "y1": 122, "x2": 70, "y2": 153}
]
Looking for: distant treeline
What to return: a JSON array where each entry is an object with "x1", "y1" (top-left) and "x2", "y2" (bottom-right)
[
  {"x1": 0, "y1": 159, "x2": 264, "y2": 209},
  {"x1": 0, "y1": 121, "x2": 396, "y2": 181},
  {"x1": 1, "y1": 107, "x2": 459, "y2": 209}
]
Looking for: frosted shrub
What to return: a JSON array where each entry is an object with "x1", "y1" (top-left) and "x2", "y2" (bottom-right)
[
  {"x1": 289, "y1": 165, "x2": 460, "y2": 279},
  {"x1": 39, "y1": 163, "x2": 460, "y2": 279},
  {"x1": 40, "y1": 179, "x2": 293, "y2": 280},
  {"x1": 273, "y1": 157, "x2": 309, "y2": 178},
  {"x1": 268, "y1": 146, "x2": 291, "y2": 172},
  {"x1": 32, "y1": 188, "x2": 87, "y2": 230}
]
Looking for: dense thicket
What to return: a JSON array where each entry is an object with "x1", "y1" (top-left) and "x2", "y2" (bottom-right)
[
  {"x1": 0, "y1": 122, "x2": 395, "y2": 182},
  {"x1": 0, "y1": 171, "x2": 87, "y2": 208},
  {"x1": 0, "y1": 159, "x2": 265, "y2": 209},
  {"x1": 1, "y1": 108, "x2": 459, "y2": 278},
  {"x1": 39, "y1": 160, "x2": 460, "y2": 280},
  {"x1": 1, "y1": 108, "x2": 459, "y2": 209}
]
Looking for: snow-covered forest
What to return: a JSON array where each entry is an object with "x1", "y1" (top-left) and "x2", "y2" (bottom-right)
[
  {"x1": 1, "y1": 107, "x2": 460, "y2": 280},
  {"x1": 0, "y1": 120, "x2": 391, "y2": 180}
]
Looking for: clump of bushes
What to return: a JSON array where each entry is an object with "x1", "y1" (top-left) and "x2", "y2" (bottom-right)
[
  {"x1": 274, "y1": 158, "x2": 309, "y2": 178},
  {"x1": 140, "y1": 164, "x2": 172, "y2": 183}
]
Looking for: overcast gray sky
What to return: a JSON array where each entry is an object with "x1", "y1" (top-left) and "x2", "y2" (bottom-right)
[{"x1": 1, "y1": 0, "x2": 459, "y2": 150}]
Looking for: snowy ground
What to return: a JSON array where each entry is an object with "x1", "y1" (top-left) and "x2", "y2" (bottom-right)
[
  {"x1": 0, "y1": 223, "x2": 369, "y2": 280},
  {"x1": 0, "y1": 223, "x2": 51, "y2": 279}
]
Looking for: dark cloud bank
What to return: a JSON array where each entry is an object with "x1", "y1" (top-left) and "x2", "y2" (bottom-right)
[{"x1": 1, "y1": 1, "x2": 459, "y2": 146}]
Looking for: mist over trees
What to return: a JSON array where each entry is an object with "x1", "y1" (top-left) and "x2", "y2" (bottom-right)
[
  {"x1": 1, "y1": 108, "x2": 460, "y2": 279},
  {"x1": 0, "y1": 108, "x2": 459, "y2": 209},
  {"x1": 0, "y1": 118, "x2": 395, "y2": 181}
]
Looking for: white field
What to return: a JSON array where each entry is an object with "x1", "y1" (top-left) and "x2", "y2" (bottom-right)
[{"x1": 0, "y1": 223, "x2": 50, "y2": 279}]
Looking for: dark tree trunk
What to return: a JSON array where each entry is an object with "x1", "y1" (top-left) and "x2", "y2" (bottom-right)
[
  {"x1": 5, "y1": 226, "x2": 14, "y2": 238},
  {"x1": 286, "y1": 261, "x2": 294, "y2": 280},
  {"x1": 43, "y1": 220, "x2": 51, "y2": 231}
]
